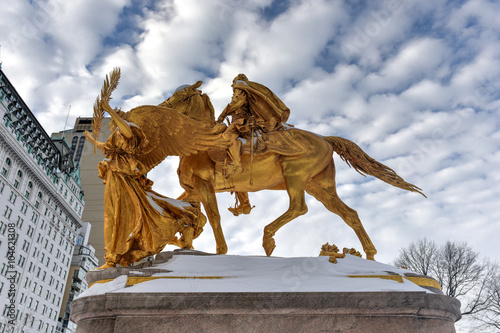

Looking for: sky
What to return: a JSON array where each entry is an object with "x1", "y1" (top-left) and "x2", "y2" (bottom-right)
[{"x1": 1, "y1": 0, "x2": 499, "y2": 266}]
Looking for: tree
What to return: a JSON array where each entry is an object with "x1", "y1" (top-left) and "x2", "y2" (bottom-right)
[
  {"x1": 474, "y1": 270, "x2": 500, "y2": 331},
  {"x1": 394, "y1": 239, "x2": 499, "y2": 331},
  {"x1": 393, "y1": 238, "x2": 438, "y2": 276}
]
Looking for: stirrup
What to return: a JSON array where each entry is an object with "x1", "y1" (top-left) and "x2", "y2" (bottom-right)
[{"x1": 228, "y1": 203, "x2": 253, "y2": 216}]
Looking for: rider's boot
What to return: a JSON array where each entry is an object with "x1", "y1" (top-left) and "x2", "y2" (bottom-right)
[{"x1": 228, "y1": 192, "x2": 254, "y2": 216}]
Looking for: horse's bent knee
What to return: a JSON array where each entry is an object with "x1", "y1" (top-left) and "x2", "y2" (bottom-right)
[{"x1": 293, "y1": 204, "x2": 308, "y2": 217}]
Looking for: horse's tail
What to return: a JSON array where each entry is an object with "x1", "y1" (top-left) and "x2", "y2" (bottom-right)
[{"x1": 324, "y1": 136, "x2": 426, "y2": 197}]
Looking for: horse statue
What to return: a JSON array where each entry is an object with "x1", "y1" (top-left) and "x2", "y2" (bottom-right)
[{"x1": 167, "y1": 81, "x2": 425, "y2": 261}]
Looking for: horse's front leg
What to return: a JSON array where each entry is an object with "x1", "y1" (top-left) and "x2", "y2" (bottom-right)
[
  {"x1": 263, "y1": 177, "x2": 308, "y2": 256},
  {"x1": 193, "y1": 175, "x2": 228, "y2": 254}
]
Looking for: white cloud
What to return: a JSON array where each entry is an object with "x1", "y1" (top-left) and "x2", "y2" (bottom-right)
[{"x1": 1, "y1": 0, "x2": 499, "y2": 280}]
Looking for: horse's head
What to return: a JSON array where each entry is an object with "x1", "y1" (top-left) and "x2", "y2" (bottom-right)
[{"x1": 160, "y1": 81, "x2": 215, "y2": 125}]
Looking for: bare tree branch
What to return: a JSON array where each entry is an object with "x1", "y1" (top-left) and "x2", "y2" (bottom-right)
[{"x1": 394, "y1": 239, "x2": 500, "y2": 331}]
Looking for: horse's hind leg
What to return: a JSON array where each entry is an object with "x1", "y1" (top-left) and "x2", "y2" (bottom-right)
[{"x1": 305, "y1": 161, "x2": 377, "y2": 260}]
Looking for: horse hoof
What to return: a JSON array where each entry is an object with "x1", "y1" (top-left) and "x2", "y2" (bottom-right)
[
  {"x1": 263, "y1": 237, "x2": 276, "y2": 256},
  {"x1": 216, "y1": 245, "x2": 228, "y2": 255},
  {"x1": 95, "y1": 262, "x2": 116, "y2": 270},
  {"x1": 366, "y1": 252, "x2": 376, "y2": 261}
]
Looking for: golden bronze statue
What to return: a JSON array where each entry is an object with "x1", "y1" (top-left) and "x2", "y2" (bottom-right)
[
  {"x1": 85, "y1": 69, "x2": 225, "y2": 269},
  {"x1": 87, "y1": 69, "x2": 424, "y2": 265},
  {"x1": 168, "y1": 75, "x2": 425, "y2": 260}
]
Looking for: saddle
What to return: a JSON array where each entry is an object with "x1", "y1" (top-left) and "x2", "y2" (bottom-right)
[{"x1": 207, "y1": 129, "x2": 307, "y2": 174}]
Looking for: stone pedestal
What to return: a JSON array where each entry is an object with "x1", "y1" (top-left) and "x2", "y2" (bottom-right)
[
  {"x1": 71, "y1": 291, "x2": 460, "y2": 333},
  {"x1": 71, "y1": 250, "x2": 461, "y2": 332}
]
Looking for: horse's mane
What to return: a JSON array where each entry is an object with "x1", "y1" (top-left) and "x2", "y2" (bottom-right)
[{"x1": 167, "y1": 88, "x2": 216, "y2": 125}]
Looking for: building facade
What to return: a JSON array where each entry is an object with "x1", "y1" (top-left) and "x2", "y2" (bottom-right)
[
  {"x1": 52, "y1": 117, "x2": 112, "y2": 265},
  {"x1": 56, "y1": 222, "x2": 98, "y2": 333},
  {"x1": 0, "y1": 66, "x2": 85, "y2": 333}
]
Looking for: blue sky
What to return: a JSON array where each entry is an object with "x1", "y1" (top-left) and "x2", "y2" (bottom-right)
[{"x1": 1, "y1": 0, "x2": 499, "y2": 268}]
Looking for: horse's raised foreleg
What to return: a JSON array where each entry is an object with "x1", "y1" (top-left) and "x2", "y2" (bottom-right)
[
  {"x1": 192, "y1": 175, "x2": 228, "y2": 254},
  {"x1": 305, "y1": 161, "x2": 377, "y2": 260},
  {"x1": 263, "y1": 176, "x2": 308, "y2": 256}
]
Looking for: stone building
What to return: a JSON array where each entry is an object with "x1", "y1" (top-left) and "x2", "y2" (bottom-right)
[
  {"x1": 0, "y1": 66, "x2": 85, "y2": 333},
  {"x1": 51, "y1": 117, "x2": 112, "y2": 265},
  {"x1": 56, "y1": 222, "x2": 98, "y2": 333}
]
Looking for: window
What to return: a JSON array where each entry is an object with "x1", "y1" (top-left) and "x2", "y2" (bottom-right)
[
  {"x1": 22, "y1": 240, "x2": 30, "y2": 252},
  {"x1": 69, "y1": 136, "x2": 78, "y2": 157},
  {"x1": 24, "y1": 277, "x2": 30, "y2": 288},
  {"x1": 8, "y1": 191, "x2": 17, "y2": 204},
  {"x1": 13, "y1": 170, "x2": 22, "y2": 189},
  {"x1": 0, "y1": 180, "x2": 4, "y2": 194},
  {"x1": 35, "y1": 192, "x2": 42, "y2": 208},
  {"x1": 74, "y1": 136, "x2": 86, "y2": 162},
  {"x1": 76, "y1": 234, "x2": 84, "y2": 246},
  {"x1": 21, "y1": 202, "x2": 28, "y2": 214},
  {"x1": 18, "y1": 255, "x2": 25, "y2": 268},
  {"x1": 16, "y1": 216, "x2": 23, "y2": 228},
  {"x1": 27, "y1": 225, "x2": 34, "y2": 238},
  {"x1": 3, "y1": 206, "x2": 12, "y2": 219},
  {"x1": 25, "y1": 181, "x2": 33, "y2": 199},
  {"x1": 1, "y1": 157, "x2": 11, "y2": 178}
]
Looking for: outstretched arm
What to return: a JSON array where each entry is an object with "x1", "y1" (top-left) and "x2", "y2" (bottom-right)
[
  {"x1": 83, "y1": 131, "x2": 106, "y2": 152},
  {"x1": 101, "y1": 100, "x2": 133, "y2": 139},
  {"x1": 217, "y1": 105, "x2": 231, "y2": 124}
]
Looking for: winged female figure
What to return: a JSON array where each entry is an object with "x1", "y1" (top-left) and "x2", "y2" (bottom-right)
[{"x1": 84, "y1": 69, "x2": 226, "y2": 269}]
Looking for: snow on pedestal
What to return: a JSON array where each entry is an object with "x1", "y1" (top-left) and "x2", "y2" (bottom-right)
[{"x1": 71, "y1": 250, "x2": 460, "y2": 333}]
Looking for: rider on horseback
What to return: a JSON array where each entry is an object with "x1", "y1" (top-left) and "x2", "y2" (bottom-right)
[{"x1": 217, "y1": 74, "x2": 291, "y2": 216}]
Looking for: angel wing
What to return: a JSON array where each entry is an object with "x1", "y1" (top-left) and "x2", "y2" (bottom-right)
[{"x1": 120, "y1": 105, "x2": 225, "y2": 171}]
